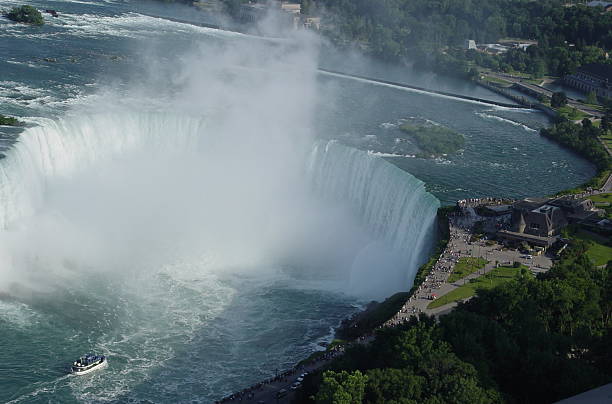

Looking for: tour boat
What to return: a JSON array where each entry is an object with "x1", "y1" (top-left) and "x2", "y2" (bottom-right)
[{"x1": 71, "y1": 354, "x2": 107, "y2": 375}]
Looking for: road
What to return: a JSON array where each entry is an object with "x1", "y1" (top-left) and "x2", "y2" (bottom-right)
[
  {"x1": 485, "y1": 72, "x2": 604, "y2": 118},
  {"x1": 602, "y1": 173, "x2": 612, "y2": 193}
]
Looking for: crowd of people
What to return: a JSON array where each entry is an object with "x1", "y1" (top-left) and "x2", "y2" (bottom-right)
[
  {"x1": 456, "y1": 197, "x2": 514, "y2": 208},
  {"x1": 560, "y1": 189, "x2": 599, "y2": 199},
  {"x1": 216, "y1": 367, "x2": 302, "y2": 403},
  {"x1": 216, "y1": 343, "x2": 347, "y2": 403},
  {"x1": 384, "y1": 213, "x2": 479, "y2": 327}
]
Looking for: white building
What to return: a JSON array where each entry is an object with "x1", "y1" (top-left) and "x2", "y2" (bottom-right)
[{"x1": 565, "y1": 63, "x2": 612, "y2": 98}]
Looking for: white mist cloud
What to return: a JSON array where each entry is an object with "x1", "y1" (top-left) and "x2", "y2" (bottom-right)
[
  {"x1": 0, "y1": 24, "x2": 390, "y2": 296},
  {"x1": 0, "y1": 15, "x2": 434, "y2": 301}
]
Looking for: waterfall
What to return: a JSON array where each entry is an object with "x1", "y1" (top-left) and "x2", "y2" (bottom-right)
[
  {"x1": 0, "y1": 113, "x2": 207, "y2": 229},
  {"x1": 0, "y1": 112, "x2": 439, "y2": 298},
  {"x1": 307, "y1": 141, "x2": 440, "y2": 294}
]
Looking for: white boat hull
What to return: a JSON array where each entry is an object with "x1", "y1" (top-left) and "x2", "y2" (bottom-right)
[{"x1": 72, "y1": 358, "x2": 107, "y2": 375}]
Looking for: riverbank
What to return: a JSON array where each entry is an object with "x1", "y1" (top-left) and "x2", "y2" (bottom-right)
[{"x1": 214, "y1": 60, "x2": 611, "y2": 403}]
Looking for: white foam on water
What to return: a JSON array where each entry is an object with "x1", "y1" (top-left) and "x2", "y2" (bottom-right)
[
  {"x1": 367, "y1": 150, "x2": 415, "y2": 158},
  {"x1": 67, "y1": 258, "x2": 236, "y2": 403},
  {"x1": 424, "y1": 118, "x2": 442, "y2": 126},
  {"x1": 476, "y1": 111, "x2": 537, "y2": 132},
  {"x1": 380, "y1": 122, "x2": 397, "y2": 129},
  {"x1": 38, "y1": 11, "x2": 258, "y2": 42},
  {"x1": 0, "y1": 299, "x2": 42, "y2": 328},
  {"x1": 432, "y1": 156, "x2": 453, "y2": 165},
  {"x1": 5, "y1": 375, "x2": 72, "y2": 404},
  {"x1": 5, "y1": 60, "x2": 44, "y2": 69}
]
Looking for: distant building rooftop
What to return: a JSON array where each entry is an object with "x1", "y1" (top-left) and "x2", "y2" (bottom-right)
[
  {"x1": 554, "y1": 382, "x2": 612, "y2": 403},
  {"x1": 513, "y1": 197, "x2": 550, "y2": 211},
  {"x1": 586, "y1": 1, "x2": 612, "y2": 8},
  {"x1": 482, "y1": 204, "x2": 512, "y2": 215},
  {"x1": 497, "y1": 230, "x2": 555, "y2": 247}
]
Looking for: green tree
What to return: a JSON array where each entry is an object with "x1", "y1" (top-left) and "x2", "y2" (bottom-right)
[
  {"x1": 586, "y1": 91, "x2": 598, "y2": 105},
  {"x1": 316, "y1": 370, "x2": 367, "y2": 404},
  {"x1": 5, "y1": 5, "x2": 44, "y2": 25},
  {"x1": 602, "y1": 114, "x2": 612, "y2": 132},
  {"x1": 365, "y1": 368, "x2": 425, "y2": 403},
  {"x1": 531, "y1": 59, "x2": 547, "y2": 79},
  {"x1": 551, "y1": 91, "x2": 568, "y2": 108}
]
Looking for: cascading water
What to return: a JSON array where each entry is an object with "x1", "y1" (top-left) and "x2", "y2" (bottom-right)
[
  {"x1": 0, "y1": 113, "x2": 205, "y2": 230},
  {"x1": 307, "y1": 141, "x2": 439, "y2": 295},
  {"x1": 0, "y1": 111, "x2": 439, "y2": 298},
  {"x1": 0, "y1": 0, "x2": 594, "y2": 401},
  {"x1": 0, "y1": 110, "x2": 439, "y2": 402}
]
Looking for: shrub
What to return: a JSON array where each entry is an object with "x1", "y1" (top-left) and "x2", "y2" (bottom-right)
[
  {"x1": 551, "y1": 91, "x2": 567, "y2": 108},
  {"x1": 0, "y1": 114, "x2": 23, "y2": 126},
  {"x1": 5, "y1": 5, "x2": 44, "y2": 25}
]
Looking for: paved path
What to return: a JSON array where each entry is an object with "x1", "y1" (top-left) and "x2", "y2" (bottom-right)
[
  {"x1": 216, "y1": 354, "x2": 338, "y2": 404},
  {"x1": 216, "y1": 338, "x2": 370, "y2": 404},
  {"x1": 485, "y1": 72, "x2": 604, "y2": 118},
  {"x1": 602, "y1": 173, "x2": 612, "y2": 193},
  {"x1": 220, "y1": 204, "x2": 560, "y2": 402},
  {"x1": 386, "y1": 212, "x2": 552, "y2": 325}
]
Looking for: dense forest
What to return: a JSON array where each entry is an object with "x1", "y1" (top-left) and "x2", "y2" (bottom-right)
[
  {"x1": 295, "y1": 241, "x2": 612, "y2": 403},
  {"x1": 539, "y1": 111, "x2": 612, "y2": 192},
  {"x1": 312, "y1": 0, "x2": 612, "y2": 78},
  {"x1": 541, "y1": 118, "x2": 611, "y2": 172}
]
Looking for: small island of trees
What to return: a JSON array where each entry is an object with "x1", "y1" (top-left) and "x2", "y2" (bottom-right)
[
  {"x1": 4, "y1": 5, "x2": 44, "y2": 25},
  {"x1": 0, "y1": 114, "x2": 23, "y2": 126},
  {"x1": 400, "y1": 123, "x2": 465, "y2": 157}
]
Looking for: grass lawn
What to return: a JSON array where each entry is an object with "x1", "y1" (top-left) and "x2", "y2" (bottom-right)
[
  {"x1": 582, "y1": 103, "x2": 605, "y2": 111},
  {"x1": 428, "y1": 266, "x2": 524, "y2": 310},
  {"x1": 601, "y1": 132, "x2": 612, "y2": 150},
  {"x1": 590, "y1": 192, "x2": 612, "y2": 218},
  {"x1": 589, "y1": 192, "x2": 612, "y2": 204},
  {"x1": 557, "y1": 106, "x2": 587, "y2": 121},
  {"x1": 587, "y1": 243, "x2": 612, "y2": 266},
  {"x1": 573, "y1": 230, "x2": 612, "y2": 266},
  {"x1": 447, "y1": 257, "x2": 488, "y2": 283},
  {"x1": 482, "y1": 75, "x2": 512, "y2": 86}
]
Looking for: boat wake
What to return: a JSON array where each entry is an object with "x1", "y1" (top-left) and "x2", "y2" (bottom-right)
[{"x1": 6, "y1": 375, "x2": 72, "y2": 404}]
